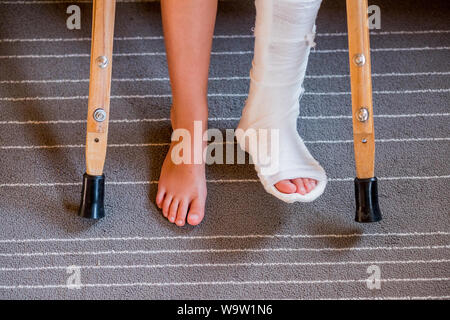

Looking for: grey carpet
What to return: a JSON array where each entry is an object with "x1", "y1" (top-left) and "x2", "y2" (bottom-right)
[{"x1": 0, "y1": 0, "x2": 449, "y2": 300}]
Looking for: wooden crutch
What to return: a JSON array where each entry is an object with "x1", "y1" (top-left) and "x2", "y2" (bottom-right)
[
  {"x1": 79, "y1": 0, "x2": 116, "y2": 219},
  {"x1": 346, "y1": 0, "x2": 382, "y2": 222}
]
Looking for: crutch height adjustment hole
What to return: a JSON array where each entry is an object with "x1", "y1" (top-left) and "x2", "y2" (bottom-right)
[{"x1": 94, "y1": 138, "x2": 99, "y2": 143}]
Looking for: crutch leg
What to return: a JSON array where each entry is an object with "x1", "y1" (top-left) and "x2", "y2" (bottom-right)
[
  {"x1": 346, "y1": 0, "x2": 381, "y2": 223},
  {"x1": 79, "y1": 0, "x2": 116, "y2": 219}
]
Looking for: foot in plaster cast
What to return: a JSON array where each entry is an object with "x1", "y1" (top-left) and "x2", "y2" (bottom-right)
[
  {"x1": 236, "y1": 0, "x2": 326, "y2": 203},
  {"x1": 236, "y1": 118, "x2": 326, "y2": 203},
  {"x1": 156, "y1": 106, "x2": 207, "y2": 227}
]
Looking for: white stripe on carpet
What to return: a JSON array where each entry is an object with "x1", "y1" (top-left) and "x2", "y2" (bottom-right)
[
  {"x1": 1, "y1": 231, "x2": 448, "y2": 244},
  {"x1": 0, "y1": 277, "x2": 448, "y2": 290}
]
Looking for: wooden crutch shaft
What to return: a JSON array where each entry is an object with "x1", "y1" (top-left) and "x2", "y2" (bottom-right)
[
  {"x1": 346, "y1": 0, "x2": 382, "y2": 223},
  {"x1": 346, "y1": 0, "x2": 375, "y2": 179},
  {"x1": 85, "y1": 0, "x2": 116, "y2": 176},
  {"x1": 79, "y1": 0, "x2": 116, "y2": 220}
]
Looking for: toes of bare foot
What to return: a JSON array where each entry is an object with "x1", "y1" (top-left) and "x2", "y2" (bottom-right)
[
  {"x1": 168, "y1": 199, "x2": 179, "y2": 224},
  {"x1": 292, "y1": 178, "x2": 307, "y2": 195},
  {"x1": 293, "y1": 178, "x2": 318, "y2": 194},
  {"x1": 305, "y1": 179, "x2": 317, "y2": 193},
  {"x1": 274, "y1": 180, "x2": 297, "y2": 194},
  {"x1": 274, "y1": 178, "x2": 319, "y2": 196},
  {"x1": 175, "y1": 200, "x2": 189, "y2": 227},
  {"x1": 162, "y1": 194, "x2": 173, "y2": 218},
  {"x1": 304, "y1": 179, "x2": 313, "y2": 193},
  {"x1": 156, "y1": 189, "x2": 165, "y2": 209},
  {"x1": 187, "y1": 198, "x2": 205, "y2": 226}
]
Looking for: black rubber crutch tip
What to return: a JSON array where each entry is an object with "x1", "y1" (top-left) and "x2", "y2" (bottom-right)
[
  {"x1": 354, "y1": 177, "x2": 382, "y2": 223},
  {"x1": 78, "y1": 173, "x2": 105, "y2": 220}
]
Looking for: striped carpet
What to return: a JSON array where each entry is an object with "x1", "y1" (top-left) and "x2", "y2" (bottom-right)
[{"x1": 0, "y1": 0, "x2": 449, "y2": 300}]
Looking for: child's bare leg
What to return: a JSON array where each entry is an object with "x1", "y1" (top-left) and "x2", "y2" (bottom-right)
[{"x1": 156, "y1": 0, "x2": 218, "y2": 226}]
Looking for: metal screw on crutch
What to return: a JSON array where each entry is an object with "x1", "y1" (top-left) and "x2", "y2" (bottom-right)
[
  {"x1": 93, "y1": 108, "x2": 107, "y2": 122},
  {"x1": 353, "y1": 53, "x2": 366, "y2": 67},
  {"x1": 96, "y1": 55, "x2": 108, "y2": 68},
  {"x1": 356, "y1": 107, "x2": 369, "y2": 122}
]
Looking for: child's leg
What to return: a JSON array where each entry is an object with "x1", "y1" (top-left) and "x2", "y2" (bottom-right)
[
  {"x1": 157, "y1": 0, "x2": 218, "y2": 226},
  {"x1": 237, "y1": 0, "x2": 327, "y2": 203}
]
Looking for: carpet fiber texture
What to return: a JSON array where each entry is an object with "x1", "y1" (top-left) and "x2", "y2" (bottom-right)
[{"x1": 0, "y1": 0, "x2": 449, "y2": 300}]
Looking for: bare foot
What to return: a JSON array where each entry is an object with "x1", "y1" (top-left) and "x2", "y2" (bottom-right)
[
  {"x1": 275, "y1": 178, "x2": 318, "y2": 195},
  {"x1": 155, "y1": 108, "x2": 207, "y2": 227}
]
